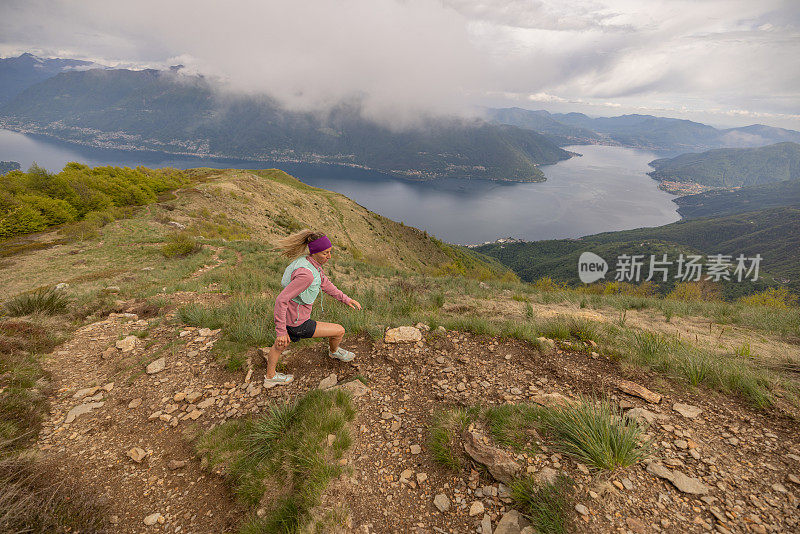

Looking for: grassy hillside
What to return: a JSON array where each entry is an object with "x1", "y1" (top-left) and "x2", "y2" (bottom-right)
[
  {"x1": 648, "y1": 142, "x2": 800, "y2": 187},
  {"x1": 0, "y1": 68, "x2": 570, "y2": 181},
  {"x1": 1, "y1": 163, "x2": 799, "y2": 533},
  {"x1": 476, "y1": 207, "x2": 800, "y2": 297},
  {"x1": 675, "y1": 179, "x2": 800, "y2": 219}
]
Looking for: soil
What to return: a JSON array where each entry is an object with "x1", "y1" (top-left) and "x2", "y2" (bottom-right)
[{"x1": 30, "y1": 247, "x2": 800, "y2": 533}]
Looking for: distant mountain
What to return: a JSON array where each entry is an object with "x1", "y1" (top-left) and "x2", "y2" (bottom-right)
[
  {"x1": 718, "y1": 124, "x2": 800, "y2": 148},
  {"x1": 487, "y1": 108, "x2": 800, "y2": 152},
  {"x1": 0, "y1": 68, "x2": 571, "y2": 181},
  {"x1": 0, "y1": 53, "x2": 96, "y2": 106},
  {"x1": 550, "y1": 113, "x2": 721, "y2": 151},
  {"x1": 483, "y1": 107, "x2": 603, "y2": 146},
  {"x1": 475, "y1": 207, "x2": 800, "y2": 297},
  {"x1": 648, "y1": 142, "x2": 800, "y2": 187},
  {"x1": 674, "y1": 179, "x2": 800, "y2": 219}
]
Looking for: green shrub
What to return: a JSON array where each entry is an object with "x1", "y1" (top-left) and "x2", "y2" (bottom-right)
[
  {"x1": 738, "y1": 287, "x2": 798, "y2": 309},
  {"x1": 161, "y1": 232, "x2": 201, "y2": 258}
]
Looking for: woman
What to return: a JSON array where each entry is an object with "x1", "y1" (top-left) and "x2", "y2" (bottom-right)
[{"x1": 264, "y1": 230, "x2": 362, "y2": 386}]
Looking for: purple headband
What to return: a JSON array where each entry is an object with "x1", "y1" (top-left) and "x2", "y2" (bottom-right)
[{"x1": 308, "y1": 235, "x2": 332, "y2": 254}]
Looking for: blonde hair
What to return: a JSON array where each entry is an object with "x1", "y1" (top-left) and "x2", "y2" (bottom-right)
[{"x1": 276, "y1": 229, "x2": 325, "y2": 258}]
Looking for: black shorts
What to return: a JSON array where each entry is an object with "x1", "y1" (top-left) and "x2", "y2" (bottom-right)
[{"x1": 286, "y1": 319, "x2": 317, "y2": 342}]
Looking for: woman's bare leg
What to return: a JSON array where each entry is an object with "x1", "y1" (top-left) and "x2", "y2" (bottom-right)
[
  {"x1": 264, "y1": 344, "x2": 283, "y2": 378},
  {"x1": 312, "y1": 321, "x2": 345, "y2": 352}
]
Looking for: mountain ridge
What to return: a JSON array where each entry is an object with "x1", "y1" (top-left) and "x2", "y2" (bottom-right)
[{"x1": 0, "y1": 68, "x2": 571, "y2": 182}]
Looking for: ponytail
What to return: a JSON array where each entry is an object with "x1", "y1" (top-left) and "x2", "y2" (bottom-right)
[{"x1": 276, "y1": 229, "x2": 325, "y2": 258}]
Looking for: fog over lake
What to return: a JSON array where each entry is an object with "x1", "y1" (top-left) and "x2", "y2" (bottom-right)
[{"x1": 0, "y1": 129, "x2": 680, "y2": 244}]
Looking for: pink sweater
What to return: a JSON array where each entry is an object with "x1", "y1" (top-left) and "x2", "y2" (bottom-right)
[{"x1": 274, "y1": 255, "x2": 351, "y2": 337}]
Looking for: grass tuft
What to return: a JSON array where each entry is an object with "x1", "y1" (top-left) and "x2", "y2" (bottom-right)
[
  {"x1": 0, "y1": 457, "x2": 107, "y2": 533},
  {"x1": 196, "y1": 388, "x2": 355, "y2": 533},
  {"x1": 4, "y1": 287, "x2": 69, "y2": 317},
  {"x1": 428, "y1": 407, "x2": 480, "y2": 470},
  {"x1": 538, "y1": 396, "x2": 651, "y2": 470},
  {"x1": 510, "y1": 474, "x2": 573, "y2": 534}
]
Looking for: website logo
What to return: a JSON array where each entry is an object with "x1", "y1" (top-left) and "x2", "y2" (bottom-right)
[{"x1": 578, "y1": 252, "x2": 608, "y2": 283}]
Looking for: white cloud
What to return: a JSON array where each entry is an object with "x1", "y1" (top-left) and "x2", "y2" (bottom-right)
[{"x1": 0, "y1": 0, "x2": 798, "y2": 128}]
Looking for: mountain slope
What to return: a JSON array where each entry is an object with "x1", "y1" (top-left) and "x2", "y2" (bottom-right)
[
  {"x1": 674, "y1": 179, "x2": 800, "y2": 219},
  {"x1": 0, "y1": 68, "x2": 571, "y2": 181},
  {"x1": 648, "y1": 142, "x2": 800, "y2": 187},
  {"x1": 0, "y1": 53, "x2": 96, "y2": 106},
  {"x1": 483, "y1": 107, "x2": 603, "y2": 145},
  {"x1": 489, "y1": 110, "x2": 800, "y2": 151},
  {"x1": 476, "y1": 207, "x2": 800, "y2": 296}
]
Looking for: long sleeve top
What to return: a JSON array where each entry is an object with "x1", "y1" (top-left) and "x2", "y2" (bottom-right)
[{"x1": 273, "y1": 255, "x2": 351, "y2": 337}]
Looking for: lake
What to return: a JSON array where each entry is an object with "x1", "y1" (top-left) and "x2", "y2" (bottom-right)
[{"x1": 0, "y1": 129, "x2": 680, "y2": 244}]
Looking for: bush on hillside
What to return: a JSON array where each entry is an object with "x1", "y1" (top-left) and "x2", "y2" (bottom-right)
[
  {"x1": 161, "y1": 232, "x2": 201, "y2": 258},
  {"x1": 0, "y1": 163, "x2": 187, "y2": 239},
  {"x1": 666, "y1": 280, "x2": 722, "y2": 302},
  {"x1": 737, "y1": 286, "x2": 797, "y2": 308}
]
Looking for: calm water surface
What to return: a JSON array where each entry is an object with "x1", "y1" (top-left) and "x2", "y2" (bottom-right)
[{"x1": 0, "y1": 129, "x2": 680, "y2": 243}]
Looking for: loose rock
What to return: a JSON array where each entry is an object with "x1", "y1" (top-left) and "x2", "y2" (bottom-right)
[
  {"x1": 384, "y1": 326, "x2": 422, "y2": 343},
  {"x1": 145, "y1": 357, "x2": 166, "y2": 375},
  {"x1": 433, "y1": 493, "x2": 450, "y2": 512},
  {"x1": 673, "y1": 403, "x2": 702, "y2": 418},
  {"x1": 617, "y1": 379, "x2": 662, "y2": 404},
  {"x1": 462, "y1": 430, "x2": 521, "y2": 484}
]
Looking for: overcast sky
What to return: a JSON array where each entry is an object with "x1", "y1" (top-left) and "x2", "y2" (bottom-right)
[{"x1": 1, "y1": 0, "x2": 798, "y2": 129}]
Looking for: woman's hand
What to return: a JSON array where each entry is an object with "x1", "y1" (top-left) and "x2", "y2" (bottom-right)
[
  {"x1": 275, "y1": 335, "x2": 290, "y2": 350},
  {"x1": 348, "y1": 299, "x2": 362, "y2": 310}
]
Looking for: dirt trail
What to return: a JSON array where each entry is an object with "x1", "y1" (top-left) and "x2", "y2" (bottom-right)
[{"x1": 31, "y1": 251, "x2": 800, "y2": 533}]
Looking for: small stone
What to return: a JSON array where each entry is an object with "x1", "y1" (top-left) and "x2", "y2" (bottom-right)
[
  {"x1": 116, "y1": 336, "x2": 137, "y2": 352},
  {"x1": 197, "y1": 398, "x2": 215, "y2": 410},
  {"x1": 385, "y1": 326, "x2": 423, "y2": 343},
  {"x1": 337, "y1": 379, "x2": 369, "y2": 397},
  {"x1": 318, "y1": 373, "x2": 338, "y2": 389},
  {"x1": 73, "y1": 386, "x2": 101, "y2": 399},
  {"x1": 173, "y1": 392, "x2": 186, "y2": 402},
  {"x1": 469, "y1": 501, "x2": 485, "y2": 516},
  {"x1": 128, "y1": 447, "x2": 148, "y2": 463},
  {"x1": 416, "y1": 472, "x2": 428, "y2": 483},
  {"x1": 481, "y1": 514, "x2": 492, "y2": 534},
  {"x1": 574, "y1": 504, "x2": 589, "y2": 516},
  {"x1": 433, "y1": 493, "x2": 450, "y2": 512},
  {"x1": 787, "y1": 474, "x2": 800, "y2": 485},
  {"x1": 673, "y1": 403, "x2": 702, "y2": 418},
  {"x1": 400, "y1": 469, "x2": 413, "y2": 481},
  {"x1": 64, "y1": 401, "x2": 104, "y2": 424},
  {"x1": 185, "y1": 391, "x2": 202, "y2": 403},
  {"x1": 128, "y1": 398, "x2": 142, "y2": 409},
  {"x1": 198, "y1": 328, "x2": 213, "y2": 337},
  {"x1": 168, "y1": 460, "x2": 186, "y2": 470},
  {"x1": 617, "y1": 379, "x2": 662, "y2": 404},
  {"x1": 410, "y1": 444, "x2": 422, "y2": 455},
  {"x1": 671, "y1": 471, "x2": 709, "y2": 495},
  {"x1": 535, "y1": 467, "x2": 558, "y2": 485},
  {"x1": 146, "y1": 357, "x2": 166, "y2": 375},
  {"x1": 143, "y1": 513, "x2": 162, "y2": 526}
]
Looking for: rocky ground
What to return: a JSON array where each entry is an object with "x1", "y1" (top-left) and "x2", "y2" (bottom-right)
[{"x1": 35, "y1": 303, "x2": 800, "y2": 533}]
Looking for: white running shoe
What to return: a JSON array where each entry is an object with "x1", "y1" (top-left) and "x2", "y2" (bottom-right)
[
  {"x1": 329, "y1": 347, "x2": 355, "y2": 362},
  {"x1": 263, "y1": 372, "x2": 294, "y2": 387}
]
